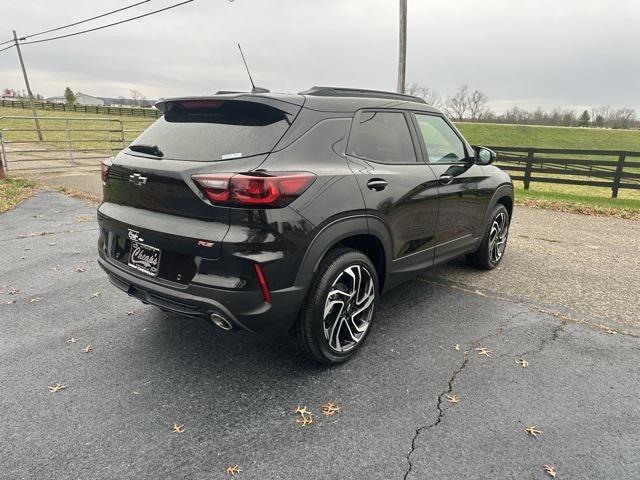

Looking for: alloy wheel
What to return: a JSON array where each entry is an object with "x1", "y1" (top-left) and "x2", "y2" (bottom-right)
[
  {"x1": 322, "y1": 264, "x2": 376, "y2": 353},
  {"x1": 489, "y1": 211, "x2": 508, "y2": 263}
]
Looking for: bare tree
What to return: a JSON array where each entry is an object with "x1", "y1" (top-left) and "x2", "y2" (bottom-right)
[
  {"x1": 130, "y1": 89, "x2": 142, "y2": 106},
  {"x1": 404, "y1": 82, "x2": 442, "y2": 109},
  {"x1": 610, "y1": 108, "x2": 636, "y2": 129},
  {"x1": 445, "y1": 84, "x2": 470, "y2": 120},
  {"x1": 467, "y1": 89, "x2": 489, "y2": 120}
]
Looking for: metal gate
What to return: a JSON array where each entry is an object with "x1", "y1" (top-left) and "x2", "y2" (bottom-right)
[{"x1": 0, "y1": 115, "x2": 151, "y2": 174}]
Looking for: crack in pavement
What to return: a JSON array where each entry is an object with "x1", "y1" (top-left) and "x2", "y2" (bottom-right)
[
  {"x1": 419, "y1": 277, "x2": 640, "y2": 339},
  {"x1": 403, "y1": 349, "x2": 470, "y2": 480},
  {"x1": 504, "y1": 322, "x2": 566, "y2": 361},
  {"x1": 402, "y1": 310, "x2": 568, "y2": 480}
]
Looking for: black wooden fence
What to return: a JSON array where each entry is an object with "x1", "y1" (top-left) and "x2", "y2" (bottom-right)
[
  {"x1": 489, "y1": 146, "x2": 640, "y2": 198},
  {"x1": 0, "y1": 99, "x2": 162, "y2": 118}
]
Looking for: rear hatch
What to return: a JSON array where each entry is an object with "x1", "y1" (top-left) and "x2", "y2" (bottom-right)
[
  {"x1": 99, "y1": 95, "x2": 303, "y2": 284},
  {"x1": 104, "y1": 94, "x2": 304, "y2": 222}
]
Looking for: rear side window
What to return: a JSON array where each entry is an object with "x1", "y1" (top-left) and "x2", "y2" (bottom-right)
[
  {"x1": 350, "y1": 111, "x2": 416, "y2": 163},
  {"x1": 130, "y1": 100, "x2": 292, "y2": 161}
]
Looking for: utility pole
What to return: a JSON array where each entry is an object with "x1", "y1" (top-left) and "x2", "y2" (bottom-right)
[
  {"x1": 396, "y1": 0, "x2": 407, "y2": 94},
  {"x1": 13, "y1": 30, "x2": 43, "y2": 141}
]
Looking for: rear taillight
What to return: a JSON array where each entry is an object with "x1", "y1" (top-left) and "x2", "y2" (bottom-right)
[
  {"x1": 101, "y1": 157, "x2": 113, "y2": 183},
  {"x1": 192, "y1": 172, "x2": 315, "y2": 207}
]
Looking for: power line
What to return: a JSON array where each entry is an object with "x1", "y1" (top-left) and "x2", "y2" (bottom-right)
[
  {"x1": 0, "y1": 43, "x2": 15, "y2": 53},
  {"x1": 0, "y1": 0, "x2": 152, "y2": 47},
  {"x1": 21, "y1": 0, "x2": 152, "y2": 40},
  {"x1": 21, "y1": 0, "x2": 194, "y2": 46}
]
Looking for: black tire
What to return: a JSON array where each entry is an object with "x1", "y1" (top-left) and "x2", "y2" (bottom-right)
[
  {"x1": 466, "y1": 204, "x2": 510, "y2": 270},
  {"x1": 296, "y1": 248, "x2": 379, "y2": 365}
]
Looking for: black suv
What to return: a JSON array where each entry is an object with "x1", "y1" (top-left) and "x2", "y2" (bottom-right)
[{"x1": 97, "y1": 87, "x2": 513, "y2": 364}]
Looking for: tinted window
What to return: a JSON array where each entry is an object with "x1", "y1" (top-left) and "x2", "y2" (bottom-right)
[
  {"x1": 351, "y1": 111, "x2": 416, "y2": 163},
  {"x1": 415, "y1": 114, "x2": 467, "y2": 163},
  {"x1": 130, "y1": 100, "x2": 292, "y2": 161}
]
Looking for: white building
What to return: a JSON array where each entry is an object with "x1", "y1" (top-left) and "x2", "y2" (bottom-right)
[
  {"x1": 45, "y1": 92, "x2": 104, "y2": 106},
  {"x1": 74, "y1": 93, "x2": 104, "y2": 106}
]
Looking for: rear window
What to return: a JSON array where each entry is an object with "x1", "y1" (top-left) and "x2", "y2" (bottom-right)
[{"x1": 129, "y1": 100, "x2": 292, "y2": 161}]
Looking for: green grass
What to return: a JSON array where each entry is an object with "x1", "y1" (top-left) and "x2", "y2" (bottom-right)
[
  {"x1": 514, "y1": 183, "x2": 640, "y2": 220},
  {"x1": 455, "y1": 122, "x2": 640, "y2": 151},
  {"x1": 0, "y1": 177, "x2": 36, "y2": 213},
  {"x1": 456, "y1": 122, "x2": 640, "y2": 210},
  {"x1": 0, "y1": 106, "x2": 154, "y2": 152},
  {"x1": 1, "y1": 108, "x2": 639, "y2": 217}
]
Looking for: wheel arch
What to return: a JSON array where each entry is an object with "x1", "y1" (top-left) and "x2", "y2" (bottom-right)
[
  {"x1": 294, "y1": 215, "x2": 392, "y2": 293},
  {"x1": 481, "y1": 184, "x2": 514, "y2": 237}
]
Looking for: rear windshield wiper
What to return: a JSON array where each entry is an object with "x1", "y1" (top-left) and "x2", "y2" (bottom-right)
[{"x1": 128, "y1": 144, "x2": 163, "y2": 157}]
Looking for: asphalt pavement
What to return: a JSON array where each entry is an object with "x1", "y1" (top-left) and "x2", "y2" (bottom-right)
[{"x1": 1, "y1": 191, "x2": 639, "y2": 479}]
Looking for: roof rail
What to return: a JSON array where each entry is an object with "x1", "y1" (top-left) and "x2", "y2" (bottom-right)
[{"x1": 299, "y1": 86, "x2": 426, "y2": 104}]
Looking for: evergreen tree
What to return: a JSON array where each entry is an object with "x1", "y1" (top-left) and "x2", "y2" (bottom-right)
[
  {"x1": 578, "y1": 110, "x2": 590, "y2": 127},
  {"x1": 64, "y1": 87, "x2": 76, "y2": 106}
]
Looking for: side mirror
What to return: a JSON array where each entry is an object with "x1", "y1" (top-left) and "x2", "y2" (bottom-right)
[{"x1": 475, "y1": 147, "x2": 496, "y2": 165}]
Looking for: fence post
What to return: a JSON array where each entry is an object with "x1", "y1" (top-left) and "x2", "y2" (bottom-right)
[
  {"x1": 0, "y1": 132, "x2": 7, "y2": 178},
  {"x1": 65, "y1": 118, "x2": 75, "y2": 166},
  {"x1": 611, "y1": 153, "x2": 626, "y2": 198},
  {"x1": 523, "y1": 148, "x2": 534, "y2": 190}
]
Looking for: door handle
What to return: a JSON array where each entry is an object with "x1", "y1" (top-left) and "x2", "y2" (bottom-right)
[
  {"x1": 439, "y1": 174, "x2": 454, "y2": 185},
  {"x1": 367, "y1": 179, "x2": 388, "y2": 191}
]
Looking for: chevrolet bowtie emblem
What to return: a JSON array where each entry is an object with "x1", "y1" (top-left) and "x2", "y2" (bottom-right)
[{"x1": 129, "y1": 173, "x2": 148, "y2": 186}]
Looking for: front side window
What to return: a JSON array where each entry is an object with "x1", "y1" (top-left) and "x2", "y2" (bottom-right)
[
  {"x1": 350, "y1": 111, "x2": 416, "y2": 163},
  {"x1": 415, "y1": 114, "x2": 467, "y2": 163}
]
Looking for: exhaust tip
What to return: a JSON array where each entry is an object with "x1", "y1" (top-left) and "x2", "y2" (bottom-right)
[{"x1": 209, "y1": 313, "x2": 233, "y2": 331}]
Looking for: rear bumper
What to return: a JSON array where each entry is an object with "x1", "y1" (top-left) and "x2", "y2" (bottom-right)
[{"x1": 98, "y1": 252, "x2": 306, "y2": 332}]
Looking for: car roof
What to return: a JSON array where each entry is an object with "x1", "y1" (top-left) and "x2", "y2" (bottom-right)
[{"x1": 155, "y1": 87, "x2": 443, "y2": 115}]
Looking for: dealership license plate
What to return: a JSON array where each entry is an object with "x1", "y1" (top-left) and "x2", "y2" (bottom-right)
[{"x1": 128, "y1": 241, "x2": 161, "y2": 276}]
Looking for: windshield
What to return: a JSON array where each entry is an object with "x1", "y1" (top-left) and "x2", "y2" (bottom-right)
[{"x1": 129, "y1": 100, "x2": 292, "y2": 161}]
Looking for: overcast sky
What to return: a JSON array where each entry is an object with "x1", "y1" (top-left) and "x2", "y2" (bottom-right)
[{"x1": 1, "y1": 0, "x2": 639, "y2": 112}]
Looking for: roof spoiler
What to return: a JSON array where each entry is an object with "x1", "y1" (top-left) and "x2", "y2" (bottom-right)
[{"x1": 153, "y1": 94, "x2": 301, "y2": 116}]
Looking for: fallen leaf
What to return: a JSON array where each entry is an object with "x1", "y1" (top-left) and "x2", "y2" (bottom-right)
[
  {"x1": 321, "y1": 402, "x2": 341, "y2": 416},
  {"x1": 296, "y1": 416, "x2": 313, "y2": 427},
  {"x1": 525, "y1": 425, "x2": 543, "y2": 437},
  {"x1": 30, "y1": 296, "x2": 42, "y2": 303},
  {"x1": 48, "y1": 383, "x2": 66, "y2": 393},
  {"x1": 9, "y1": 288, "x2": 19, "y2": 295},
  {"x1": 171, "y1": 422, "x2": 185, "y2": 433},
  {"x1": 82, "y1": 344, "x2": 93, "y2": 353},
  {"x1": 126, "y1": 310, "x2": 135, "y2": 316},
  {"x1": 294, "y1": 405, "x2": 314, "y2": 426},
  {"x1": 75, "y1": 266, "x2": 85, "y2": 273},
  {"x1": 295, "y1": 406, "x2": 312, "y2": 417},
  {"x1": 604, "y1": 329, "x2": 616, "y2": 335},
  {"x1": 67, "y1": 337, "x2": 77, "y2": 344},
  {"x1": 4, "y1": 299, "x2": 15, "y2": 305},
  {"x1": 226, "y1": 465, "x2": 242, "y2": 476},
  {"x1": 453, "y1": 344, "x2": 460, "y2": 351},
  {"x1": 475, "y1": 347, "x2": 493, "y2": 357},
  {"x1": 516, "y1": 358, "x2": 529, "y2": 368},
  {"x1": 90, "y1": 292, "x2": 100, "y2": 298},
  {"x1": 542, "y1": 464, "x2": 557, "y2": 477},
  {"x1": 446, "y1": 394, "x2": 460, "y2": 404},
  {"x1": 50, "y1": 264, "x2": 62, "y2": 271}
]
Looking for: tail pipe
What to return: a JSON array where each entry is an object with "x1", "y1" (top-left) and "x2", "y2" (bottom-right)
[{"x1": 209, "y1": 313, "x2": 232, "y2": 331}]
